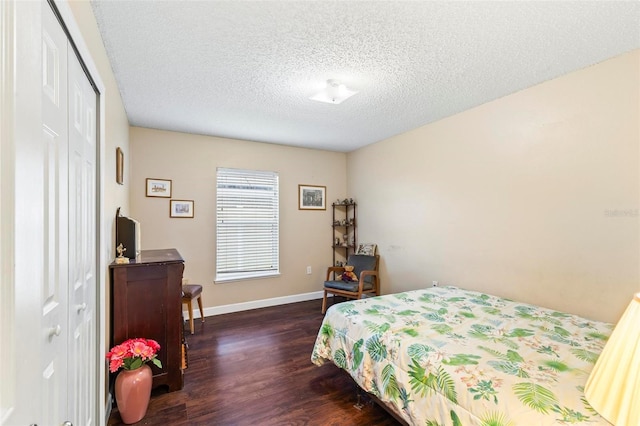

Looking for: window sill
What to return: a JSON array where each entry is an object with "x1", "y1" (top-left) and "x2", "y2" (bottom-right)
[{"x1": 214, "y1": 271, "x2": 280, "y2": 284}]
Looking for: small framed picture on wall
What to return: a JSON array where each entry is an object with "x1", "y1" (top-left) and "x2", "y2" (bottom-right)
[
  {"x1": 116, "y1": 147, "x2": 124, "y2": 185},
  {"x1": 146, "y1": 178, "x2": 172, "y2": 198},
  {"x1": 298, "y1": 184, "x2": 326, "y2": 210},
  {"x1": 170, "y1": 199, "x2": 194, "y2": 218}
]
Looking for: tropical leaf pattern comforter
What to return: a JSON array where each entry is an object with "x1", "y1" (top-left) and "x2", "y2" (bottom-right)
[{"x1": 311, "y1": 286, "x2": 613, "y2": 425}]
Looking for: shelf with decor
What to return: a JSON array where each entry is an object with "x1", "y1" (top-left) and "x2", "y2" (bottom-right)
[{"x1": 332, "y1": 199, "x2": 356, "y2": 266}]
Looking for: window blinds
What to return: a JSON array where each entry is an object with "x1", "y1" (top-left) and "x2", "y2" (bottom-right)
[{"x1": 216, "y1": 168, "x2": 279, "y2": 281}]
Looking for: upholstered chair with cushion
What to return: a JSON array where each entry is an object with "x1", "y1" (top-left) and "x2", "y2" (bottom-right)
[
  {"x1": 182, "y1": 284, "x2": 204, "y2": 334},
  {"x1": 322, "y1": 254, "x2": 380, "y2": 313}
]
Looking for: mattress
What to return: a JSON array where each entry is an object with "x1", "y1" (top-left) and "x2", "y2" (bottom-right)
[{"x1": 311, "y1": 286, "x2": 613, "y2": 425}]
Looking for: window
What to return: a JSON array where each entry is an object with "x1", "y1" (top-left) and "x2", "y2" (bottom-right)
[{"x1": 216, "y1": 168, "x2": 279, "y2": 282}]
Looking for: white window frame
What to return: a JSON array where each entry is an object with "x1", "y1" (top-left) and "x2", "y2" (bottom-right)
[{"x1": 215, "y1": 167, "x2": 280, "y2": 282}]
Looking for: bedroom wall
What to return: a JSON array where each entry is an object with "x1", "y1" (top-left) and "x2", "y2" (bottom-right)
[
  {"x1": 348, "y1": 50, "x2": 639, "y2": 324},
  {"x1": 129, "y1": 127, "x2": 346, "y2": 309}
]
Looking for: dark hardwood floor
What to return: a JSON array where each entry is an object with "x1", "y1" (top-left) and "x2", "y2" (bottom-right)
[{"x1": 107, "y1": 298, "x2": 400, "y2": 425}]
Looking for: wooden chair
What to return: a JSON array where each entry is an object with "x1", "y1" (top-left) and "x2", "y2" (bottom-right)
[
  {"x1": 182, "y1": 284, "x2": 204, "y2": 334},
  {"x1": 322, "y1": 254, "x2": 380, "y2": 313}
]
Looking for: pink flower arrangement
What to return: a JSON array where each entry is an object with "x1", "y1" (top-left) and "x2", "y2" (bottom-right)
[{"x1": 106, "y1": 338, "x2": 162, "y2": 373}]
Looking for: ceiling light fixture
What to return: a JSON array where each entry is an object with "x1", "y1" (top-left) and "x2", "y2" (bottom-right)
[{"x1": 309, "y1": 79, "x2": 358, "y2": 105}]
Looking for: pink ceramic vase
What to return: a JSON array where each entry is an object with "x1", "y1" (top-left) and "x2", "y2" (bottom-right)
[{"x1": 115, "y1": 364, "x2": 153, "y2": 424}]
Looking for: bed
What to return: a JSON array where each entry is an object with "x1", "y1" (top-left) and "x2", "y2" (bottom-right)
[{"x1": 311, "y1": 286, "x2": 613, "y2": 425}]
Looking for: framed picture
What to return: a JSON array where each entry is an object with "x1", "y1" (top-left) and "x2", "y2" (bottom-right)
[
  {"x1": 170, "y1": 199, "x2": 194, "y2": 218},
  {"x1": 116, "y1": 147, "x2": 124, "y2": 185},
  {"x1": 298, "y1": 184, "x2": 326, "y2": 210},
  {"x1": 146, "y1": 178, "x2": 172, "y2": 198},
  {"x1": 356, "y1": 243, "x2": 377, "y2": 256}
]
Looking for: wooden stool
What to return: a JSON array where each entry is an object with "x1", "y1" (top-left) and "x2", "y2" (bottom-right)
[{"x1": 182, "y1": 284, "x2": 204, "y2": 334}]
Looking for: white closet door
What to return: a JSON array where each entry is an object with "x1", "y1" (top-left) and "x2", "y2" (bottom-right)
[
  {"x1": 67, "y1": 44, "x2": 97, "y2": 426},
  {"x1": 1, "y1": 2, "x2": 98, "y2": 424},
  {"x1": 40, "y1": 3, "x2": 71, "y2": 422}
]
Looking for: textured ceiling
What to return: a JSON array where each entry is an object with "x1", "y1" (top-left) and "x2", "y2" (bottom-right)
[{"x1": 90, "y1": 1, "x2": 640, "y2": 153}]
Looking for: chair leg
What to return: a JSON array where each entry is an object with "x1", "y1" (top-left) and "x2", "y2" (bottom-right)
[
  {"x1": 187, "y1": 300, "x2": 195, "y2": 334},
  {"x1": 197, "y1": 295, "x2": 205, "y2": 323},
  {"x1": 322, "y1": 290, "x2": 328, "y2": 314}
]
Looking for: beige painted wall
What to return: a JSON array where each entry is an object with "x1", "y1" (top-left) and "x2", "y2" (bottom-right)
[
  {"x1": 348, "y1": 50, "x2": 640, "y2": 324},
  {"x1": 129, "y1": 127, "x2": 346, "y2": 308}
]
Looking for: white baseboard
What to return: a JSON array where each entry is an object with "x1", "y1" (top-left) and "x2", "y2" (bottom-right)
[{"x1": 183, "y1": 290, "x2": 328, "y2": 319}]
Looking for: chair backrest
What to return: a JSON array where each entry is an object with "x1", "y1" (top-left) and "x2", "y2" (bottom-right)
[{"x1": 347, "y1": 254, "x2": 379, "y2": 284}]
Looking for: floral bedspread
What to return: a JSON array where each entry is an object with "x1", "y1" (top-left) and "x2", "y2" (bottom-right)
[{"x1": 311, "y1": 286, "x2": 613, "y2": 426}]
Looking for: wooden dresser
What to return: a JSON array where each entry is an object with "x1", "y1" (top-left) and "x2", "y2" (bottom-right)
[{"x1": 109, "y1": 248, "x2": 185, "y2": 392}]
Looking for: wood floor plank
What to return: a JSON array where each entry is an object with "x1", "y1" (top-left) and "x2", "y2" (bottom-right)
[{"x1": 108, "y1": 299, "x2": 399, "y2": 425}]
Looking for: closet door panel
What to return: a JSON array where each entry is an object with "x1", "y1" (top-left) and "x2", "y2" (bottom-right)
[
  {"x1": 40, "y1": 4, "x2": 70, "y2": 422},
  {"x1": 67, "y1": 42, "x2": 97, "y2": 426}
]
